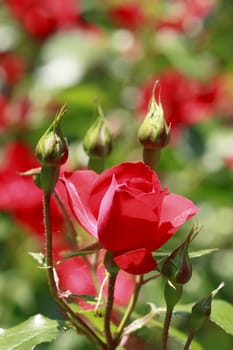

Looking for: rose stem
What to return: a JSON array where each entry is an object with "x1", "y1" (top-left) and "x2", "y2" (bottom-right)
[
  {"x1": 43, "y1": 191, "x2": 107, "y2": 349},
  {"x1": 88, "y1": 157, "x2": 105, "y2": 174},
  {"x1": 183, "y1": 331, "x2": 196, "y2": 350},
  {"x1": 116, "y1": 275, "x2": 142, "y2": 340},
  {"x1": 104, "y1": 272, "x2": 118, "y2": 350},
  {"x1": 161, "y1": 308, "x2": 173, "y2": 350},
  {"x1": 143, "y1": 148, "x2": 161, "y2": 169}
]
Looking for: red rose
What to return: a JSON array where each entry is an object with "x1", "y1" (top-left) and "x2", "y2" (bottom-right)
[
  {"x1": 6, "y1": 0, "x2": 80, "y2": 38},
  {"x1": 109, "y1": 4, "x2": 145, "y2": 30},
  {"x1": 58, "y1": 162, "x2": 198, "y2": 274},
  {"x1": 0, "y1": 52, "x2": 25, "y2": 86}
]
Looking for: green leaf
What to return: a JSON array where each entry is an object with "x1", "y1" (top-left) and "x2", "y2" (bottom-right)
[
  {"x1": 77, "y1": 309, "x2": 105, "y2": 333},
  {"x1": 174, "y1": 298, "x2": 233, "y2": 337},
  {"x1": 68, "y1": 294, "x2": 97, "y2": 303},
  {"x1": 210, "y1": 299, "x2": 233, "y2": 336},
  {"x1": 56, "y1": 249, "x2": 100, "y2": 264},
  {"x1": 189, "y1": 248, "x2": 219, "y2": 258},
  {"x1": 0, "y1": 314, "x2": 61, "y2": 350},
  {"x1": 29, "y1": 252, "x2": 46, "y2": 267},
  {"x1": 154, "y1": 248, "x2": 218, "y2": 260}
]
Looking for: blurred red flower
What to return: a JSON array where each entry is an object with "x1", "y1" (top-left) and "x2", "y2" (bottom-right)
[
  {"x1": 109, "y1": 3, "x2": 145, "y2": 30},
  {"x1": 0, "y1": 94, "x2": 8, "y2": 130},
  {"x1": 6, "y1": 0, "x2": 80, "y2": 38},
  {"x1": 0, "y1": 52, "x2": 26, "y2": 86},
  {"x1": 58, "y1": 162, "x2": 198, "y2": 275},
  {"x1": 139, "y1": 70, "x2": 224, "y2": 134},
  {"x1": 56, "y1": 252, "x2": 135, "y2": 310},
  {"x1": 0, "y1": 96, "x2": 32, "y2": 133},
  {"x1": 224, "y1": 156, "x2": 233, "y2": 171}
]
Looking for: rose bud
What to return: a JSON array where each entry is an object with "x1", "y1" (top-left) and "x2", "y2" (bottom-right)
[
  {"x1": 190, "y1": 282, "x2": 224, "y2": 332},
  {"x1": 160, "y1": 228, "x2": 195, "y2": 285},
  {"x1": 191, "y1": 295, "x2": 212, "y2": 332},
  {"x1": 83, "y1": 104, "x2": 112, "y2": 158},
  {"x1": 138, "y1": 81, "x2": 170, "y2": 150},
  {"x1": 35, "y1": 106, "x2": 68, "y2": 193},
  {"x1": 35, "y1": 106, "x2": 68, "y2": 167}
]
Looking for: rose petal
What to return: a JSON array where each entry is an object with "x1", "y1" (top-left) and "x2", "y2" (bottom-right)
[
  {"x1": 98, "y1": 176, "x2": 165, "y2": 252},
  {"x1": 114, "y1": 249, "x2": 157, "y2": 275},
  {"x1": 59, "y1": 171, "x2": 98, "y2": 238},
  {"x1": 151, "y1": 193, "x2": 199, "y2": 250},
  {"x1": 90, "y1": 162, "x2": 162, "y2": 218}
]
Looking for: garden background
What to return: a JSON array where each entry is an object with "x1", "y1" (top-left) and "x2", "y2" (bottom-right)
[{"x1": 0, "y1": 0, "x2": 233, "y2": 349}]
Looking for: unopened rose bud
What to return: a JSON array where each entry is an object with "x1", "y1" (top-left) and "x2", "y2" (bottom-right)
[
  {"x1": 190, "y1": 282, "x2": 224, "y2": 332},
  {"x1": 35, "y1": 106, "x2": 68, "y2": 167},
  {"x1": 191, "y1": 295, "x2": 211, "y2": 331},
  {"x1": 138, "y1": 81, "x2": 170, "y2": 150},
  {"x1": 83, "y1": 104, "x2": 112, "y2": 158},
  {"x1": 161, "y1": 231, "x2": 193, "y2": 285}
]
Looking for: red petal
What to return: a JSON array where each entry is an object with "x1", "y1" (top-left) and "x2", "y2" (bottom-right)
[
  {"x1": 59, "y1": 171, "x2": 98, "y2": 238},
  {"x1": 98, "y1": 176, "x2": 165, "y2": 252},
  {"x1": 114, "y1": 249, "x2": 157, "y2": 275},
  {"x1": 151, "y1": 193, "x2": 199, "y2": 250},
  {"x1": 90, "y1": 161, "x2": 162, "y2": 218}
]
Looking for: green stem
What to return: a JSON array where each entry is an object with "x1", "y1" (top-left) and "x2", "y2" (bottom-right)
[
  {"x1": 161, "y1": 308, "x2": 173, "y2": 350},
  {"x1": 43, "y1": 191, "x2": 59, "y2": 299},
  {"x1": 104, "y1": 272, "x2": 118, "y2": 350},
  {"x1": 141, "y1": 273, "x2": 160, "y2": 285},
  {"x1": 143, "y1": 148, "x2": 161, "y2": 169},
  {"x1": 116, "y1": 275, "x2": 142, "y2": 339},
  {"x1": 161, "y1": 283, "x2": 183, "y2": 350},
  {"x1": 88, "y1": 157, "x2": 105, "y2": 173},
  {"x1": 183, "y1": 331, "x2": 196, "y2": 350},
  {"x1": 43, "y1": 191, "x2": 106, "y2": 350}
]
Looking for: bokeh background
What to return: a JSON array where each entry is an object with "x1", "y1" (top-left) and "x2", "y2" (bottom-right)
[{"x1": 0, "y1": 0, "x2": 233, "y2": 349}]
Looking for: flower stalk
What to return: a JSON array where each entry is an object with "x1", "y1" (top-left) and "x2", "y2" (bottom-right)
[
  {"x1": 43, "y1": 191, "x2": 107, "y2": 349},
  {"x1": 104, "y1": 272, "x2": 118, "y2": 350},
  {"x1": 162, "y1": 282, "x2": 183, "y2": 350},
  {"x1": 116, "y1": 275, "x2": 143, "y2": 339}
]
